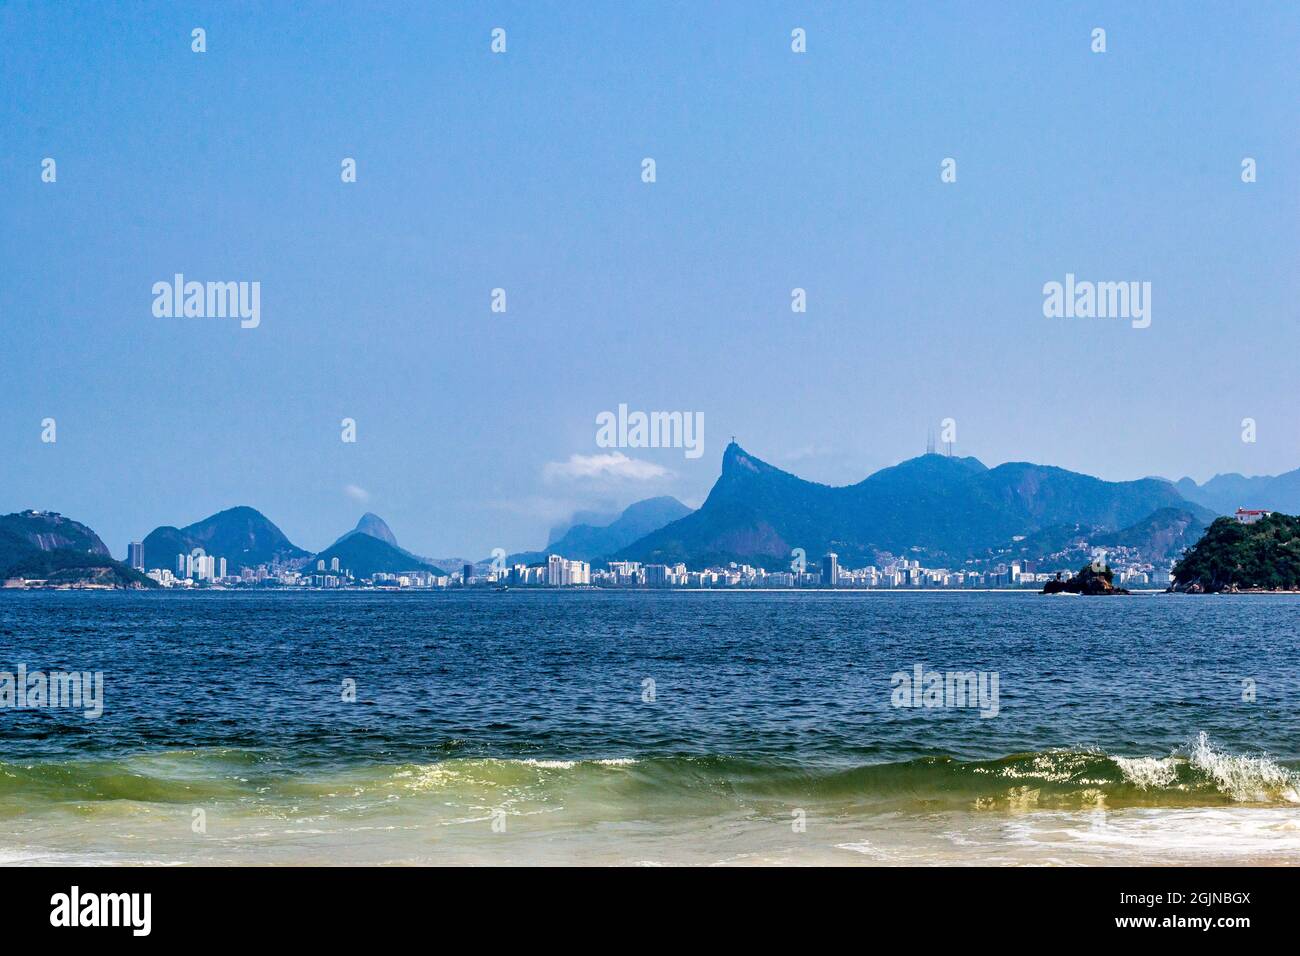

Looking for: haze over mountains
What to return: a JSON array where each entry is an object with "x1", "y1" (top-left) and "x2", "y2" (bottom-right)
[
  {"x1": 507, "y1": 496, "x2": 694, "y2": 565},
  {"x1": 614, "y1": 443, "x2": 1217, "y2": 568},
  {"x1": 1173, "y1": 469, "x2": 1300, "y2": 517}
]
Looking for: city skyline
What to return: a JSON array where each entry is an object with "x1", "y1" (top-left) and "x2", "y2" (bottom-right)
[{"x1": 106, "y1": 523, "x2": 1165, "y2": 591}]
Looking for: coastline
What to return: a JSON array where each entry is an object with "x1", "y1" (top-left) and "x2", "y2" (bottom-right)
[{"x1": 49, "y1": 587, "x2": 1300, "y2": 595}]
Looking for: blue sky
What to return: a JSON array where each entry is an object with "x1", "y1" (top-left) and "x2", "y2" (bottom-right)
[{"x1": 2, "y1": 1, "x2": 1298, "y2": 559}]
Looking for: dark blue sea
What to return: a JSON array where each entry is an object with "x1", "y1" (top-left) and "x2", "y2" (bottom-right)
[{"x1": 2, "y1": 590, "x2": 1297, "y2": 865}]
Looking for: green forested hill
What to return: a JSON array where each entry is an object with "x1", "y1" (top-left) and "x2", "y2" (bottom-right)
[{"x1": 1172, "y1": 514, "x2": 1300, "y2": 591}]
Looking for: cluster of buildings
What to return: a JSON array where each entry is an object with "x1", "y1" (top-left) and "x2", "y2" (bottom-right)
[
  {"x1": 142, "y1": 549, "x2": 457, "y2": 590},
  {"x1": 138, "y1": 547, "x2": 228, "y2": 586},
  {"x1": 139, "y1": 547, "x2": 1174, "y2": 590},
  {"x1": 143, "y1": 549, "x2": 308, "y2": 588},
  {"x1": 128, "y1": 524, "x2": 1198, "y2": 591},
  {"x1": 133, "y1": 541, "x2": 1177, "y2": 589},
  {"x1": 546, "y1": 554, "x2": 591, "y2": 586},
  {"x1": 488, "y1": 550, "x2": 1174, "y2": 589},
  {"x1": 179, "y1": 550, "x2": 226, "y2": 581}
]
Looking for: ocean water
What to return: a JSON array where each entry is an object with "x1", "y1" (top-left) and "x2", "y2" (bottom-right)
[{"x1": 1, "y1": 590, "x2": 1298, "y2": 866}]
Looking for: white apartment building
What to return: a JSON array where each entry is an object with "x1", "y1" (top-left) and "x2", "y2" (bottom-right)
[{"x1": 546, "y1": 554, "x2": 591, "y2": 586}]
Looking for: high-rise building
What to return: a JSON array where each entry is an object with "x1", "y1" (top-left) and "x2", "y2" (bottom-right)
[
  {"x1": 547, "y1": 554, "x2": 566, "y2": 586},
  {"x1": 219, "y1": 557, "x2": 227, "y2": 579},
  {"x1": 330, "y1": 556, "x2": 340, "y2": 572},
  {"x1": 127, "y1": 542, "x2": 144, "y2": 570},
  {"x1": 645, "y1": 564, "x2": 669, "y2": 587},
  {"x1": 570, "y1": 560, "x2": 590, "y2": 585},
  {"x1": 463, "y1": 563, "x2": 474, "y2": 585},
  {"x1": 822, "y1": 552, "x2": 839, "y2": 588},
  {"x1": 542, "y1": 555, "x2": 592, "y2": 586}
]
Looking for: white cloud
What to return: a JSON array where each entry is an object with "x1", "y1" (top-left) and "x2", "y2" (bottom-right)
[
  {"x1": 484, "y1": 495, "x2": 590, "y2": 524},
  {"x1": 543, "y1": 452, "x2": 672, "y2": 484},
  {"x1": 783, "y1": 444, "x2": 834, "y2": 463},
  {"x1": 344, "y1": 484, "x2": 370, "y2": 503}
]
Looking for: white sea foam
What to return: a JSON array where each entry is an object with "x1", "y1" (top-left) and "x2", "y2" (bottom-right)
[
  {"x1": 394, "y1": 756, "x2": 639, "y2": 792},
  {"x1": 1006, "y1": 807, "x2": 1300, "y2": 860},
  {"x1": 1112, "y1": 732, "x2": 1298, "y2": 803},
  {"x1": 834, "y1": 840, "x2": 890, "y2": 860},
  {"x1": 1186, "y1": 732, "x2": 1298, "y2": 803},
  {"x1": 1112, "y1": 756, "x2": 1178, "y2": 790}
]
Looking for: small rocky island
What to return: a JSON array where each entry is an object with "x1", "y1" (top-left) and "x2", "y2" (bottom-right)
[
  {"x1": 1041, "y1": 563, "x2": 1131, "y2": 595},
  {"x1": 1170, "y1": 512, "x2": 1300, "y2": 592}
]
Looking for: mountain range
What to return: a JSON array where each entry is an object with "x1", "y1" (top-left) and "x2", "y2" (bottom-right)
[
  {"x1": 9, "y1": 445, "x2": 1300, "y2": 588},
  {"x1": 990, "y1": 507, "x2": 1209, "y2": 571},
  {"x1": 1173, "y1": 468, "x2": 1300, "y2": 516},
  {"x1": 141, "y1": 509, "x2": 446, "y2": 579},
  {"x1": 613, "y1": 442, "x2": 1218, "y2": 568}
]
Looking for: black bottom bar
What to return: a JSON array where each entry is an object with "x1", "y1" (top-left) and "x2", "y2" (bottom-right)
[{"x1": 0, "y1": 866, "x2": 1276, "y2": 941}]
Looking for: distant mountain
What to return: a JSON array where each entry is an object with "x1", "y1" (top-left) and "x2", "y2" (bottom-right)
[
  {"x1": 332, "y1": 512, "x2": 400, "y2": 549},
  {"x1": 326, "y1": 513, "x2": 454, "y2": 571},
  {"x1": 1092, "y1": 507, "x2": 1208, "y2": 564},
  {"x1": 993, "y1": 508, "x2": 1207, "y2": 570},
  {"x1": 142, "y1": 506, "x2": 309, "y2": 572},
  {"x1": 0, "y1": 510, "x2": 110, "y2": 562},
  {"x1": 1174, "y1": 468, "x2": 1300, "y2": 516},
  {"x1": 507, "y1": 496, "x2": 693, "y2": 564},
  {"x1": 616, "y1": 442, "x2": 1212, "y2": 567},
  {"x1": 427, "y1": 556, "x2": 477, "y2": 573},
  {"x1": 546, "y1": 507, "x2": 621, "y2": 547},
  {"x1": 0, "y1": 511, "x2": 153, "y2": 587},
  {"x1": 308, "y1": 532, "x2": 445, "y2": 578},
  {"x1": 551, "y1": 497, "x2": 693, "y2": 560},
  {"x1": 995, "y1": 523, "x2": 1094, "y2": 566}
]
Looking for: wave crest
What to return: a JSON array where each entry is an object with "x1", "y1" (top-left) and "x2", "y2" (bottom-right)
[
  {"x1": 1111, "y1": 733, "x2": 1297, "y2": 803},
  {"x1": 1, "y1": 738, "x2": 1294, "y2": 812}
]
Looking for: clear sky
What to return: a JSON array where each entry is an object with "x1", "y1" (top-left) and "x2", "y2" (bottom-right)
[{"x1": 3, "y1": 1, "x2": 1298, "y2": 559}]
